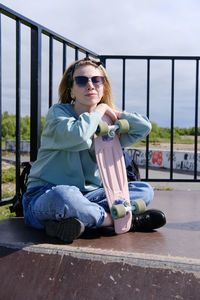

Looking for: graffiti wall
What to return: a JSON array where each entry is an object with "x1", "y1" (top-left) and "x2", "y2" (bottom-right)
[{"x1": 125, "y1": 148, "x2": 200, "y2": 173}]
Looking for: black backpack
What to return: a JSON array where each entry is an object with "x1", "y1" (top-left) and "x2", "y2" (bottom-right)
[
  {"x1": 123, "y1": 151, "x2": 141, "y2": 181},
  {"x1": 10, "y1": 162, "x2": 32, "y2": 217}
]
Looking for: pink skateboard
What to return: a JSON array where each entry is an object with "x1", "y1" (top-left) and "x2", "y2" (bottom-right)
[{"x1": 94, "y1": 115, "x2": 146, "y2": 234}]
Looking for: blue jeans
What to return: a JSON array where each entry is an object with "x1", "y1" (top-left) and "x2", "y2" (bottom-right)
[{"x1": 22, "y1": 182, "x2": 154, "y2": 229}]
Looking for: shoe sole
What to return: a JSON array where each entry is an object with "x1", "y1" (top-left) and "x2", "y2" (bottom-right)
[{"x1": 45, "y1": 218, "x2": 85, "y2": 243}]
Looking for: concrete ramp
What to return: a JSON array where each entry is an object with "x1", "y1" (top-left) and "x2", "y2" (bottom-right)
[{"x1": 0, "y1": 191, "x2": 200, "y2": 299}]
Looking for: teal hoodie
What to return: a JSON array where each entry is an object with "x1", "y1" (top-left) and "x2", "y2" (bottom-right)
[{"x1": 27, "y1": 103, "x2": 151, "y2": 192}]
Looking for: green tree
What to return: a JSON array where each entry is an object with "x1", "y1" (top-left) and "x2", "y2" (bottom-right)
[
  {"x1": 2, "y1": 112, "x2": 46, "y2": 141},
  {"x1": 21, "y1": 116, "x2": 30, "y2": 140},
  {"x1": 2, "y1": 112, "x2": 16, "y2": 139}
]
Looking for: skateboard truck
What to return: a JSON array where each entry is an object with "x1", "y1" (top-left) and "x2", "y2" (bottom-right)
[
  {"x1": 111, "y1": 199, "x2": 146, "y2": 219},
  {"x1": 107, "y1": 124, "x2": 119, "y2": 138},
  {"x1": 96, "y1": 119, "x2": 130, "y2": 138}
]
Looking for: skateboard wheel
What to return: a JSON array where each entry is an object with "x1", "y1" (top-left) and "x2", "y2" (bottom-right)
[
  {"x1": 96, "y1": 121, "x2": 109, "y2": 136},
  {"x1": 111, "y1": 204, "x2": 126, "y2": 219},
  {"x1": 132, "y1": 199, "x2": 146, "y2": 214},
  {"x1": 115, "y1": 119, "x2": 129, "y2": 134}
]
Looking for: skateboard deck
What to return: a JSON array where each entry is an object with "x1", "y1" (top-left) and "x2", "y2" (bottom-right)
[{"x1": 94, "y1": 115, "x2": 132, "y2": 234}]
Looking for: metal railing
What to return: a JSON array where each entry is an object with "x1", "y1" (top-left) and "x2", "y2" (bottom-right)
[
  {"x1": 100, "y1": 55, "x2": 199, "y2": 182},
  {"x1": 0, "y1": 4, "x2": 99, "y2": 205},
  {"x1": 0, "y1": 4, "x2": 199, "y2": 206}
]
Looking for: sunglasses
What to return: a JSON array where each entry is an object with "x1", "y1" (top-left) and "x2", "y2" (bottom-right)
[{"x1": 74, "y1": 76, "x2": 105, "y2": 87}]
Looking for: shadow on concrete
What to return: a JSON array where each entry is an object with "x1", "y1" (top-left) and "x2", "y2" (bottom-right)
[{"x1": 165, "y1": 221, "x2": 200, "y2": 231}]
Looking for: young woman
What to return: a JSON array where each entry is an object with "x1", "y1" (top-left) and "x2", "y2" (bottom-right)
[{"x1": 22, "y1": 58, "x2": 166, "y2": 243}]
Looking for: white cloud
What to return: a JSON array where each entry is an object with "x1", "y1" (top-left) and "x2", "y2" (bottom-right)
[
  {"x1": 1, "y1": 0, "x2": 200, "y2": 127},
  {"x1": 2, "y1": 0, "x2": 200, "y2": 55}
]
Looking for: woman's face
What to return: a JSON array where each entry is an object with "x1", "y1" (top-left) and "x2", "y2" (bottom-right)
[{"x1": 71, "y1": 64, "x2": 104, "y2": 114}]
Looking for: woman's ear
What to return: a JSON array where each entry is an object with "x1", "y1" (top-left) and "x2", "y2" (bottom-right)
[{"x1": 70, "y1": 89, "x2": 74, "y2": 99}]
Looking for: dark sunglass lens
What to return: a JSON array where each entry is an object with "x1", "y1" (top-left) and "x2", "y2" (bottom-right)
[
  {"x1": 75, "y1": 76, "x2": 88, "y2": 86},
  {"x1": 74, "y1": 76, "x2": 105, "y2": 87},
  {"x1": 92, "y1": 76, "x2": 105, "y2": 85}
]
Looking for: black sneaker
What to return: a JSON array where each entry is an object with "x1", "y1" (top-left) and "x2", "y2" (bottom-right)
[
  {"x1": 131, "y1": 209, "x2": 166, "y2": 232},
  {"x1": 45, "y1": 217, "x2": 85, "y2": 243}
]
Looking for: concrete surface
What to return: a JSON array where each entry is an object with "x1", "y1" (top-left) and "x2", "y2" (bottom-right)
[{"x1": 0, "y1": 190, "x2": 200, "y2": 299}]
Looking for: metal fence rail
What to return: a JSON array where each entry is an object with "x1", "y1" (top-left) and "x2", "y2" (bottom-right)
[
  {"x1": 0, "y1": 4, "x2": 199, "y2": 207},
  {"x1": 100, "y1": 55, "x2": 199, "y2": 182},
  {"x1": 0, "y1": 4, "x2": 99, "y2": 205}
]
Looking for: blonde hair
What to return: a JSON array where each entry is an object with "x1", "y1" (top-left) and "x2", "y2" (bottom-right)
[{"x1": 58, "y1": 58, "x2": 115, "y2": 109}]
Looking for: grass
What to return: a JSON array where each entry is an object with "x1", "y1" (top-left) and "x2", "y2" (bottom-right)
[
  {"x1": 2, "y1": 182, "x2": 16, "y2": 198},
  {"x1": 2, "y1": 164, "x2": 16, "y2": 199},
  {"x1": 1, "y1": 163, "x2": 16, "y2": 220},
  {"x1": 130, "y1": 135, "x2": 199, "y2": 148},
  {"x1": 2, "y1": 167, "x2": 16, "y2": 183},
  {"x1": 0, "y1": 204, "x2": 16, "y2": 221},
  {"x1": 154, "y1": 187, "x2": 173, "y2": 191}
]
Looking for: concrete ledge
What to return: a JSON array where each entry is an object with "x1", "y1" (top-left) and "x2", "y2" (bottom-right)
[
  {"x1": 4, "y1": 243, "x2": 200, "y2": 275},
  {"x1": 1, "y1": 191, "x2": 200, "y2": 299},
  {"x1": 1, "y1": 245, "x2": 200, "y2": 300}
]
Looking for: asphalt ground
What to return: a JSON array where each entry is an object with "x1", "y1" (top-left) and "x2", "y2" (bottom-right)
[{"x1": 139, "y1": 167, "x2": 200, "y2": 191}]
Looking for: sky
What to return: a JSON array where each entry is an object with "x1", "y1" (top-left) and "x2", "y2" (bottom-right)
[{"x1": 1, "y1": 0, "x2": 200, "y2": 127}]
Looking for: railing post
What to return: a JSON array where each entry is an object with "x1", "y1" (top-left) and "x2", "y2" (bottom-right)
[
  {"x1": 49, "y1": 35, "x2": 53, "y2": 108},
  {"x1": 170, "y1": 59, "x2": 175, "y2": 179},
  {"x1": 16, "y1": 19, "x2": 21, "y2": 196},
  {"x1": 146, "y1": 59, "x2": 150, "y2": 180},
  {"x1": 75, "y1": 47, "x2": 79, "y2": 61},
  {"x1": 63, "y1": 43, "x2": 67, "y2": 74},
  {"x1": 30, "y1": 26, "x2": 42, "y2": 162},
  {"x1": 0, "y1": 11, "x2": 2, "y2": 201},
  {"x1": 194, "y1": 60, "x2": 199, "y2": 179},
  {"x1": 122, "y1": 59, "x2": 126, "y2": 111}
]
